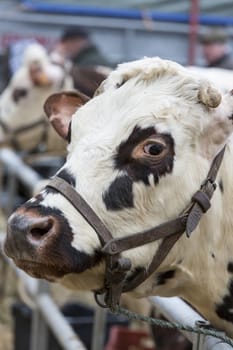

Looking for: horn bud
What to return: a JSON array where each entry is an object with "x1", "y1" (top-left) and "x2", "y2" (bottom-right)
[{"x1": 198, "y1": 83, "x2": 222, "y2": 108}]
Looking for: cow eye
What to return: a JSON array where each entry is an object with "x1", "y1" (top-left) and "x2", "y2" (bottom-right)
[{"x1": 144, "y1": 142, "x2": 165, "y2": 156}]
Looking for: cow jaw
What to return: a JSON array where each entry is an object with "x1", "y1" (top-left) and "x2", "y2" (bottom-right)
[{"x1": 59, "y1": 263, "x2": 106, "y2": 291}]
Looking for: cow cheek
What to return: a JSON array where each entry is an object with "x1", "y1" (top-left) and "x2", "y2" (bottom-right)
[{"x1": 70, "y1": 219, "x2": 101, "y2": 255}]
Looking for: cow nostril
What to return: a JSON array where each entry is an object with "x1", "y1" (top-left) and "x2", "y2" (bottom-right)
[
  {"x1": 30, "y1": 224, "x2": 52, "y2": 239},
  {"x1": 28, "y1": 218, "x2": 54, "y2": 242}
]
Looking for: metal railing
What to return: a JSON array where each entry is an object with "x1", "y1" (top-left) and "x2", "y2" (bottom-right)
[
  {"x1": 150, "y1": 296, "x2": 232, "y2": 349},
  {"x1": 0, "y1": 243, "x2": 87, "y2": 350},
  {"x1": 0, "y1": 147, "x2": 232, "y2": 350},
  {"x1": 0, "y1": 148, "x2": 89, "y2": 350}
]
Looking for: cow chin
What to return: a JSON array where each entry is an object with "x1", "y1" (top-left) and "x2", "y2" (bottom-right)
[
  {"x1": 13, "y1": 259, "x2": 64, "y2": 282},
  {"x1": 5, "y1": 240, "x2": 101, "y2": 281}
]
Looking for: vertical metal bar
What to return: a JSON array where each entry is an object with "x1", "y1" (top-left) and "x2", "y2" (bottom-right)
[
  {"x1": 192, "y1": 333, "x2": 201, "y2": 350},
  {"x1": 6, "y1": 171, "x2": 17, "y2": 216},
  {"x1": 192, "y1": 321, "x2": 208, "y2": 350},
  {"x1": 123, "y1": 29, "x2": 134, "y2": 61},
  {"x1": 0, "y1": 160, "x2": 4, "y2": 195},
  {"x1": 30, "y1": 281, "x2": 50, "y2": 350},
  {"x1": 0, "y1": 238, "x2": 87, "y2": 350},
  {"x1": 36, "y1": 294, "x2": 87, "y2": 350},
  {"x1": 91, "y1": 306, "x2": 107, "y2": 350},
  {"x1": 194, "y1": 320, "x2": 230, "y2": 350},
  {"x1": 188, "y1": 0, "x2": 200, "y2": 65},
  {"x1": 0, "y1": 257, "x2": 9, "y2": 298}
]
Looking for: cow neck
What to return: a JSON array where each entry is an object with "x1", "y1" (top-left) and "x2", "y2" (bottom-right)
[
  {"x1": 46, "y1": 146, "x2": 225, "y2": 310},
  {"x1": 0, "y1": 117, "x2": 48, "y2": 151}
]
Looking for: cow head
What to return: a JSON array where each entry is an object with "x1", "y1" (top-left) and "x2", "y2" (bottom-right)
[
  {"x1": 0, "y1": 43, "x2": 73, "y2": 144},
  {"x1": 5, "y1": 57, "x2": 233, "y2": 293}
]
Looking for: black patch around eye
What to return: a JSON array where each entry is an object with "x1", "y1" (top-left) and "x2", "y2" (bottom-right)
[
  {"x1": 12, "y1": 88, "x2": 28, "y2": 103},
  {"x1": 114, "y1": 125, "x2": 175, "y2": 185},
  {"x1": 156, "y1": 269, "x2": 176, "y2": 286},
  {"x1": 57, "y1": 168, "x2": 76, "y2": 187},
  {"x1": 115, "y1": 126, "x2": 155, "y2": 169},
  {"x1": 103, "y1": 175, "x2": 133, "y2": 211}
]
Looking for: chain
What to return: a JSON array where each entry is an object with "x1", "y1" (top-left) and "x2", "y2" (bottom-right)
[{"x1": 111, "y1": 305, "x2": 233, "y2": 347}]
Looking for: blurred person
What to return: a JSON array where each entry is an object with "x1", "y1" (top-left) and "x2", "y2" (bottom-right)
[
  {"x1": 53, "y1": 26, "x2": 111, "y2": 68},
  {"x1": 51, "y1": 26, "x2": 112, "y2": 97},
  {"x1": 199, "y1": 27, "x2": 233, "y2": 69}
]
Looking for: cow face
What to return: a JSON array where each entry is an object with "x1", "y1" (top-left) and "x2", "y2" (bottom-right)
[
  {"x1": 0, "y1": 43, "x2": 72, "y2": 133},
  {"x1": 5, "y1": 57, "x2": 233, "y2": 291}
]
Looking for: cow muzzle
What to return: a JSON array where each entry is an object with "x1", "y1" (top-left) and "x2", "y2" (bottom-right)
[{"x1": 4, "y1": 212, "x2": 59, "y2": 279}]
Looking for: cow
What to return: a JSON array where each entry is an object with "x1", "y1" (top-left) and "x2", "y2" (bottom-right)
[
  {"x1": 0, "y1": 43, "x2": 110, "y2": 155},
  {"x1": 0, "y1": 43, "x2": 72, "y2": 154},
  {"x1": 5, "y1": 56, "x2": 233, "y2": 337}
]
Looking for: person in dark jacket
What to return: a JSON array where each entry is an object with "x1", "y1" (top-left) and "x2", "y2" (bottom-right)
[
  {"x1": 199, "y1": 27, "x2": 233, "y2": 69},
  {"x1": 51, "y1": 26, "x2": 113, "y2": 96},
  {"x1": 54, "y1": 26, "x2": 111, "y2": 68}
]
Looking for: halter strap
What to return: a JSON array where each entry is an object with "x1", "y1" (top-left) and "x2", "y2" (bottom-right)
[
  {"x1": 46, "y1": 146, "x2": 225, "y2": 309},
  {"x1": 0, "y1": 118, "x2": 47, "y2": 151}
]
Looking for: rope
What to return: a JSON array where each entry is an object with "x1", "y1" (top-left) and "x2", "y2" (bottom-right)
[{"x1": 111, "y1": 305, "x2": 233, "y2": 348}]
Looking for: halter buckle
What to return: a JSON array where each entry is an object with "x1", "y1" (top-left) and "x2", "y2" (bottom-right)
[
  {"x1": 94, "y1": 289, "x2": 109, "y2": 308},
  {"x1": 95, "y1": 257, "x2": 132, "y2": 310}
]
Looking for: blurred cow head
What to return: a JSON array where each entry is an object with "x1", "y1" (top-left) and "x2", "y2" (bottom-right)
[{"x1": 0, "y1": 43, "x2": 72, "y2": 151}]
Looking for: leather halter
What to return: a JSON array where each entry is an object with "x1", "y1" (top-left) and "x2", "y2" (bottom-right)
[
  {"x1": 0, "y1": 118, "x2": 48, "y2": 151},
  {"x1": 46, "y1": 146, "x2": 225, "y2": 309}
]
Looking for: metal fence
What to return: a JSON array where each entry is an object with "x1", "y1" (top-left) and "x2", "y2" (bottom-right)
[
  {"x1": 0, "y1": 147, "x2": 232, "y2": 350},
  {"x1": 0, "y1": 254, "x2": 87, "y2": 350}
]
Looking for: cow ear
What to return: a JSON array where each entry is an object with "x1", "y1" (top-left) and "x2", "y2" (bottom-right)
[{"x1": 44, "y1": 91, "x2": 90, "y2": 139}]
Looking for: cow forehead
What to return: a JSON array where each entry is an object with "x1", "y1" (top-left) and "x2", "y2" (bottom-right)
[{"x1": 71, "y1": 75, "x2": 199, "y2": 146}]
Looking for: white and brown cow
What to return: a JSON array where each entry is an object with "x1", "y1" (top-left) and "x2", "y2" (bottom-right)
[
  {"x1": 5, "y1": 57, "x2": 233, "y2": 337},
  {"x1": 0, "y1": 43, "x2": 72, "y2": 153}
]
